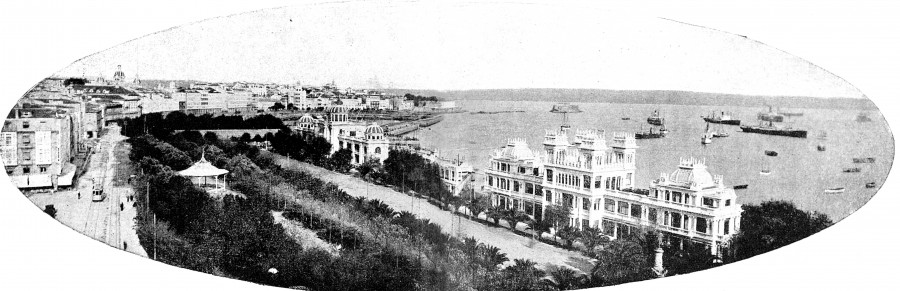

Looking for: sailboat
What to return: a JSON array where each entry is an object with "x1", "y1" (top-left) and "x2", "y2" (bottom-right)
[{"x1": 712, "y1": 124, "x2": 729, "y2": 137}]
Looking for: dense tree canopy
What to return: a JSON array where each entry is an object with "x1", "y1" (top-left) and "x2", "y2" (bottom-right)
[{"x1": 725, "y1": 200, "x2": 832, "y2": 262}]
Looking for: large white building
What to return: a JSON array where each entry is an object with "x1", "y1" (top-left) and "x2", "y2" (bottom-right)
[
  {"x1": 484, "y1": 127, "x2": 742, "y2": 255},
  {"x1": 295, "y1": 106, "x2": 392, "y2": 165}
]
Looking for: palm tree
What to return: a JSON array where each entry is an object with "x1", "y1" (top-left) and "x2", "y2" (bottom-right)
[
  {"x1": 503, "y1": 209, "x2": 529, "y2": 231},
  {"x1": 591, "y1": 233, "x2": 651, "y2": 286},
  {"x1": 466, "y1": 195, "x2": 489, "y2": 220},
  {"x1": 557, "y1": 226, "x2": 580, "y2": 248},
  {"x1": 579, "y1": 226, "x2": 610, "y2": 257},
  {"x1": 477, "y1": 244, "x2": 509, "y2": 271},
  {"x1": 485, "y1": 206, "x2": 504, "y2": 225},
  {"x1": 499, "y1": 259, "x2": 546, "y2": 291},
  {"x1": 526, "y1": 219, "x2": 552, "y2": 241},
  {"x1": 542, "y1": 266, "x2": 586, "y2": 290}
]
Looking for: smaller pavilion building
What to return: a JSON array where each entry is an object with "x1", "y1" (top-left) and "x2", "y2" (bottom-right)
[{"x1": 178, "y1": 152, "x2": 229, "y2": 190}]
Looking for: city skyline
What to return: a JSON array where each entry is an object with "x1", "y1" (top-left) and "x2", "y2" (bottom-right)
[{"x1": 54, "y1": 2, "x2": 864, "y2": 98}]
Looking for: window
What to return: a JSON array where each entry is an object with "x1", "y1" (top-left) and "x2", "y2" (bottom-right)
[
  {"x1": 546, "y1": 170, "x2": 553, "y2": 182},
  {"x1": 630, "y1": 204, "x2": 642, "y2": 218},
  {"x1": 583, "y1": 175, "x2": 591, "y2": 188},
  {"x1": 594, "y1": 177, "x2": 602, "y2": 188},
  {"x1": 534, "y1": 185, "x2": 543, "y2": 196},
  {"x1": 39, "y1": 166, "x2": 47, "y2": 173},
  {"x1": 22, "y1": 121, "x2": 29, "y2": 129},
  {"x1": 533, "y1": 168, "x2": 539, "y2": 176},
  {"x1": 374, "y1": 147, "x2": 381, "y2": 154},
  {"x1": 724, "y1": 218, "x2": 731, "y2": 235},
  {"x1": 648, "y1": 208, "x2": 658, "y2": 224},
  {"x1": 703, "y1": 197, "x2": 715, "y2": 208},
  {"x1": 488, "y1": 176, "x2": 493, "y2": 186},
  {"x1": 545, "y1": 190, "x2": 552, "y2": 202},
  {"x1": 673, "y1": 192, "x2": 683, "y2": 203},
  {"x1": 671, "y1": 213, "x2": 682, "y2": 228},
  {"x1": 563, "y1": 194, "x2": 574, "y2": 209},
  {"x1": 582, "y1": 219, "x2": 589, "y2": 229},
  {"x1": 525, "y1": 202, "x2": 534, "y2": 215},
  {"x1": 696, "y1": 217, "x2": 708, "y2": 233},
  {"x1": 625, "y1": 173, "x2": 632, "y2": 187},
  {"x1": 519, "y1": 166, "x2": 526, "y2": 174},
  {"x1": 23, "y1": 167, "x2": 30, "y2": 174},
  {"x1": 525, "y1": 183, "x2": 533, "y2": 194},
  {"x1": 617, "y1": 201, "x2": 629, "y2": 214},
  {"x1": 604, "y1": 199, "x2": 616, "y2": 212},
  {"x1": 725, "y1": 199, "x2": 731, "y2": 206},
  {"x1": 513, "y1": 181, "x2": 520, "y2": 192},
  {"x1": 582, "y1": 198, "x2": 590, "y2": 210}
]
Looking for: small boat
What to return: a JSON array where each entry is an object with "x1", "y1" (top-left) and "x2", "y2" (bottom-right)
[
  {"x1": 712, "y1": 125, "x2": 728, "y2": 137},
  {"x1": 856, "y1": 113, "x2": 872, "y2": 122},
  {"x1": 842, "y1": 167, "x2": 861, "y2": 173},
  {"x1": 824, "y1": 187, "x2": 845, "y2": 194},
  {"x1": 759, "y1": 169, "x2": 771, "y2": 176},
  {"x1": 852, "y1": 157, "x2": 876, "y2": 163},
  {"x1": 621, "y1": 117, "x2": 630, "y2": 120},
  {"x1": 701, "y1": 122, "x2": 713, "y2": 144},
  {"x1": 733, "y1": 184, "x2": 749, "y2": 190},
  {"x1": 866, "y1": 182, "x2": 877, "y2": 188},
  {"x1": 817, "y1": 131, "x2": 828, "y2": 140},
  {"x1": 817, "y1": 145, "x2": 826, "y2": 151},
  {"x1": 765, "y1": 150, "x2": 778, "y2": 157}
]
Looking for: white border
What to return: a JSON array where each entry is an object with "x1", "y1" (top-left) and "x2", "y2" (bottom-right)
[{"x1": 1, "y1": 1, "x2": 898, "y2": 290}]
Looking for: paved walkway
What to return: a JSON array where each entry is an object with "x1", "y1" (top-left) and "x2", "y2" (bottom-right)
[
  {"x1": 26, "y1": 126, "x2": 146, "y2": 257},
  {"x1": 275, "y1": 156, "x2": 593, "y2": 272}
]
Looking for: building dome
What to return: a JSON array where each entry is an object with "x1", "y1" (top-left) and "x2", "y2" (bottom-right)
[
  {"x1": 365, "y1": 123, "x2": 384, "y2": 134},
  {"x1": 299, "y1": 114, "x2": 315, "y2": 124},
  {"x1": 326, "y1": 105, "x2": 348, "y2": 113},
  {"x1": 498, "y1": 138, "x2": 534, "y2": 160},
  {"x1": 668, "y1": 158, "x2": 716, "y2": 188}
]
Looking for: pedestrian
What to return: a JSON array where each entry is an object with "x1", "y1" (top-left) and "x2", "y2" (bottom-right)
[
  {"x1": 120, "y1": 202, "x2": 124, "y2": 211},
  {"x1": 123, "y1": 242, "x2": 128, "y2": 250},
  {"x1": 77, "y1": 192, "x2": 81, "y2": 199}
]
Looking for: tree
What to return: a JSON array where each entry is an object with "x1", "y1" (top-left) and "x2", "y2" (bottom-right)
[
  {"x1": 43, "y1": 205, "x2": 57, "y2": 218},
  {"x1": 329, "y1": 148, "x2": 353, "y2": 173},
  {"x1": 495, "y1": 259, "x2": 545, "y2": 291},
  {"x1": 252, "y1": 134, "x2": 264, "y2": 143},
  {"x1": 526, "y1": 219, "x2": 552, "y2": 241},
  {"x1": 485, "y1": 206, "x2": 504, "y2": 225},
  {"x1": 502, "y1": 208, "x2": 529, "y2": 231},
  {"x1": 578, "y1": 226, "x2": 610, "y2": 257},
  {"x1": 591, "y1": 233, "x2": 651, "y2": 286},
  {"x1": 239, "y1": 132, "x2": 252, "y2": 142},
  {"x1": 63, "y1": 78, "x2": 87, "y2": 86},
  {"x1": 269, "y1": 102, "x2": 285, "y2": 111},
  {"x1": 724, "y1": 200, "x2": 832, "y2": 263},
  {"x1": 556, "y1": 226, "x2": 580, "y2": 248},
  {"x1": 466, "y1": 195, "x2": 490, "y2": 220},
  {"x1": 356, "y1": 158, "x2": 381, "y2": 181},
  {"x1": 543, "y1": 266, "x2": 586, "y2": 291},
  {"x1": 543, "y1": 203, "x2": 572, "y2": 241},
  {"x1": 287, "y1": 103, "x2": 297, "y2": 110}
]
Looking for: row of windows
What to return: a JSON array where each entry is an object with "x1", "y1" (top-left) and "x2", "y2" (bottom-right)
[
  {"x1": 6, "y1": 166, "x2": 48, "y2": 175},
  {"x1": 491, "y1": 161, "x2": 540, "y2": 176},
  {"x1": 653, "y1": 189, "x2": 732, "y2": 208},
  {"x1": 488, "y1": 175, "x2": 543, "y2": 196}
]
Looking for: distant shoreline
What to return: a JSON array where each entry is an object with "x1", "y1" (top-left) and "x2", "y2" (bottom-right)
[{"x1": 384, "y1": 88, "x2": 875, "y2": 110}]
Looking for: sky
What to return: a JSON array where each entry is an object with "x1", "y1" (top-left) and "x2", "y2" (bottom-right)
[{"x1": 56, "y1": 1, "x2": 865, "y2": 98}]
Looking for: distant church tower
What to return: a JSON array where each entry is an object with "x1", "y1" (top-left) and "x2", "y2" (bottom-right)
[{"x1": 113, "y1": 65, "x2": 126, "y2": 84}]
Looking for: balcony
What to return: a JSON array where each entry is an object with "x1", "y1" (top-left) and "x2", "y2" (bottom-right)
[{"x1": 603, "y1": 189, "x2": 719, "y2": 216}]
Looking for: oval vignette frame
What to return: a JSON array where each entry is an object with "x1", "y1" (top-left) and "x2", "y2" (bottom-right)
[{"x1": 0, "y1": 0, "x2": 896, "y2": 291}]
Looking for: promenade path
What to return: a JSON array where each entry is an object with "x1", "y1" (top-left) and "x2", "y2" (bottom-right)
[
  {"x1": 275, "y1": 156, "x2": 593, "y2": 272},
  {"x1": 26, "y1": 125, "x2": 146, "y2": 257}
]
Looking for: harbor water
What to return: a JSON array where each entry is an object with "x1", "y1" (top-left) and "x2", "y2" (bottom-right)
[{"x1": 415, "y1": 100, "x2": 893, "y2": 221}]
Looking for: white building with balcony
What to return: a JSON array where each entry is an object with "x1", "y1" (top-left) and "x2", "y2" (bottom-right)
[
  {"x1": 485, "y1": 127, "x2": 742, "y2": 255},
  {"x1": 484, "y1": 138, "x2": 546, "y2": 220}
]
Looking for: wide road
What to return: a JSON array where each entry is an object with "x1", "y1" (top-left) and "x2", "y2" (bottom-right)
[
  {"x1": 275, "y1": 156, "x2": 593, "y2": 273},
  {"x1": 27, "y1": 125, "x2": 145, "y2": 257}
]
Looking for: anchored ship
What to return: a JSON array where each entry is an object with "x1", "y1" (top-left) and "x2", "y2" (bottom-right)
[
  {"x1": 647, "y1": 109, "x2": 664, "y2": 126},
  {"x1": 702, "y1": 111, "x2": 741, "y2": 125},
  {"x1": 740, "y1": 106, "x2": 807, "y2": 138}
]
